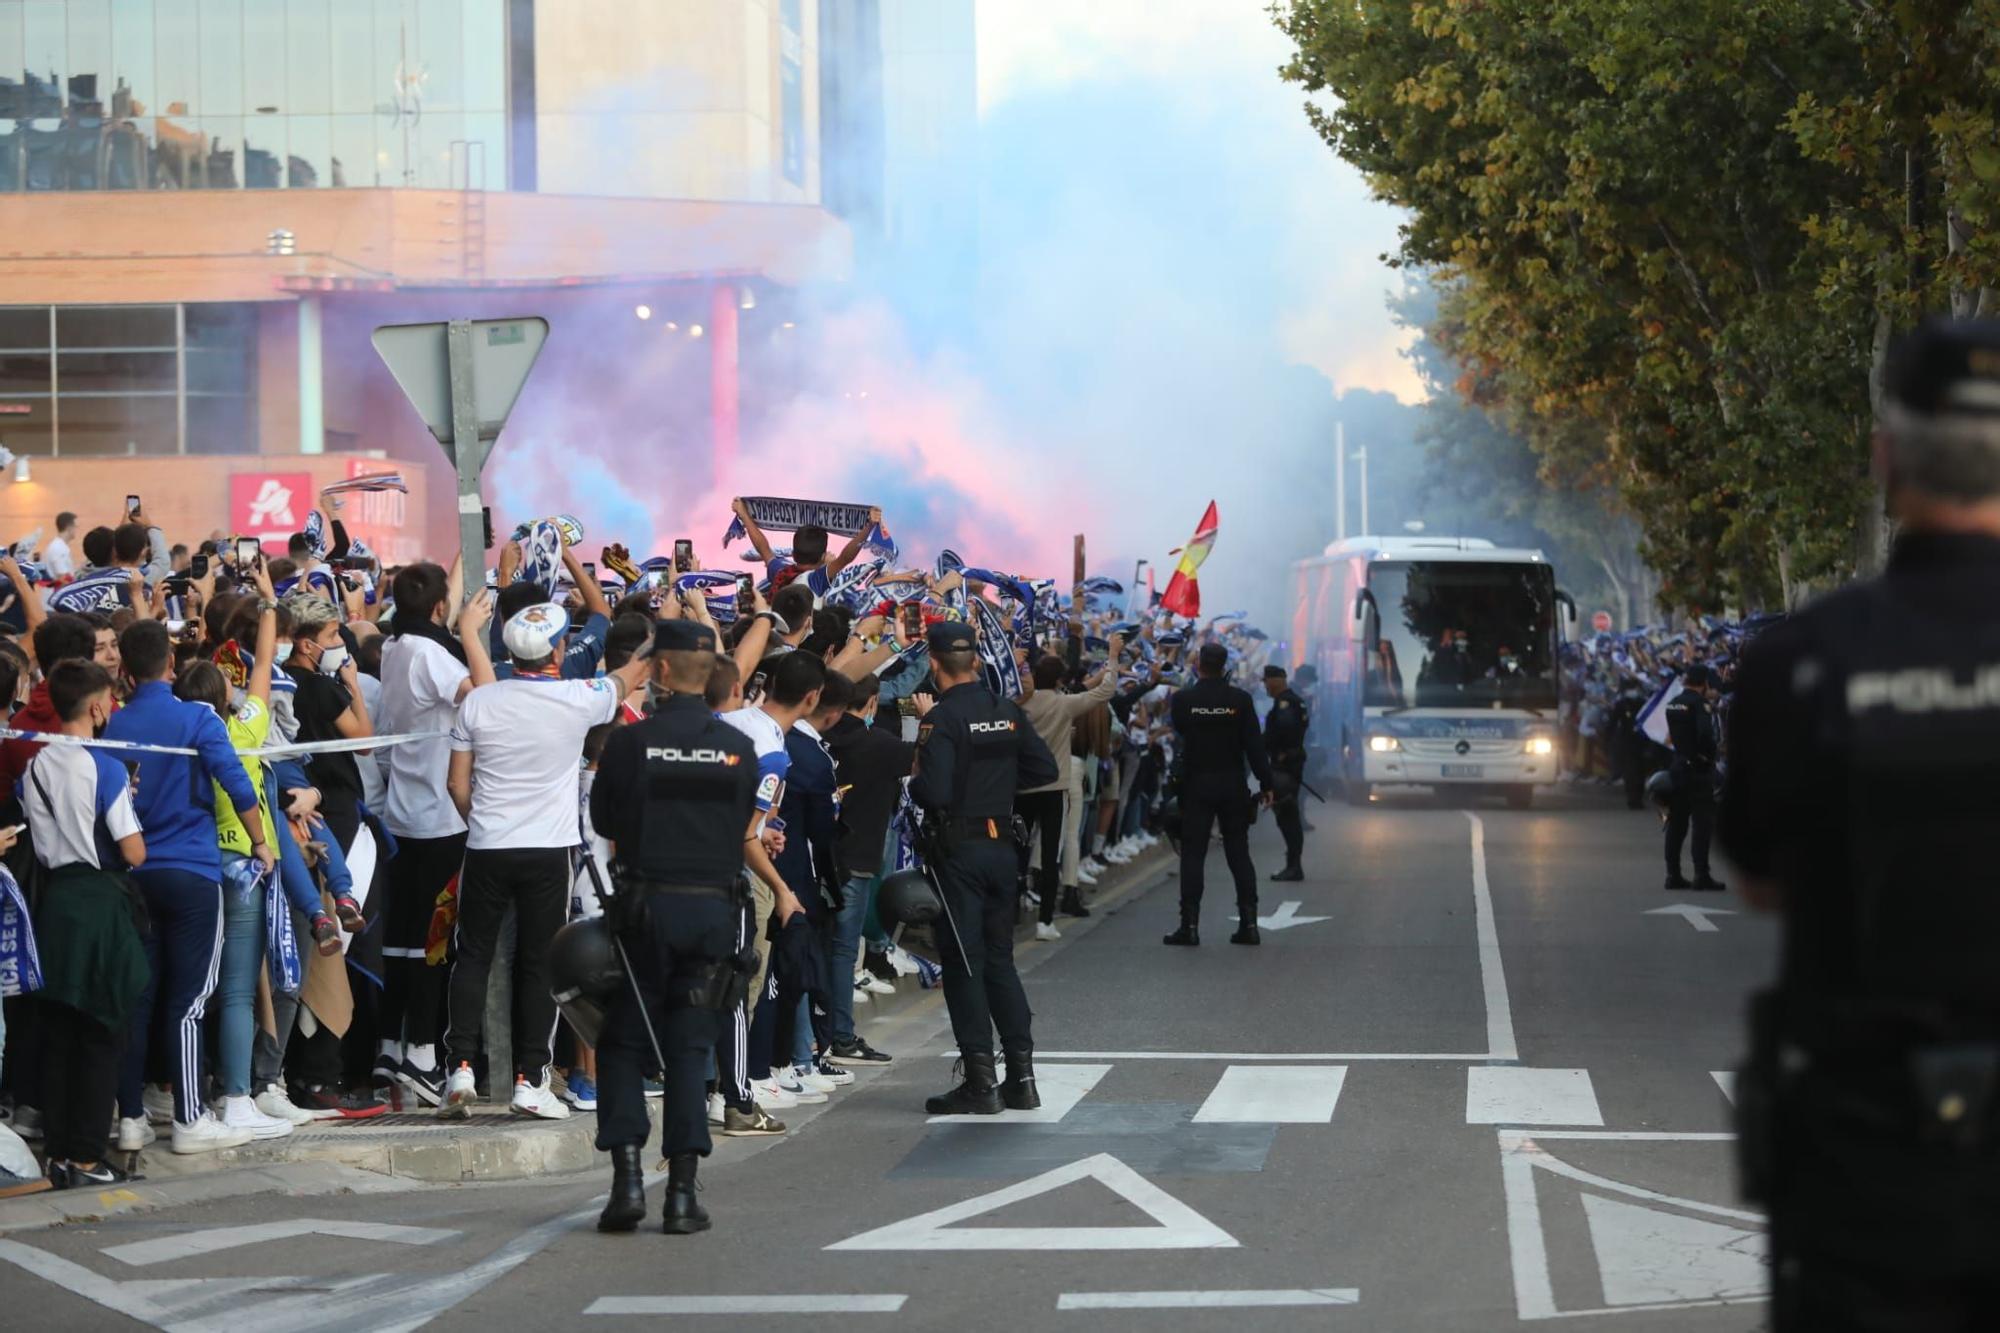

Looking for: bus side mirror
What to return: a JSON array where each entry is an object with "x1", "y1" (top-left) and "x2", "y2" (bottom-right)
[
  {"x1": 1556, "y1": 589, "x2": 1578, "y2": 635},
  {"x1": 1351, "y1": 589, "x2": 1377, "y2": 638}
]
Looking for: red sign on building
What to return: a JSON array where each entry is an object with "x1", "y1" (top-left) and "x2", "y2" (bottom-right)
[{"x1": 229, "y1": 471, "x2": 313, "y2": 547}]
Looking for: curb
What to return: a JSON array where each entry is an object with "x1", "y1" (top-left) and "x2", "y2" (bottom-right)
[{"x1": 14, "y1": 846, "x2": 1175, "y2": 1204}]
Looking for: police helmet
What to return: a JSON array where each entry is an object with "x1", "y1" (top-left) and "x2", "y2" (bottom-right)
[
  {"x1": 1644, "y1": 769, "x2": 1678, "y2": 815},
  {"x1": 876, "y1": 868, "x2": 944, "y2": 929},
  {"x1": 548, "y1": 916, "x2": 625, "y2": 1048}
]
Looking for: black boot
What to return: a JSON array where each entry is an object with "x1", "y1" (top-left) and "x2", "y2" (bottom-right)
[
  {"x1": 1000, "y1": 1044, "x2": 1041, "y2": 1111},
  {"x1": 597, "y1": 1144, "x2": 647, "y2": 1233},
  {"x1": 1664, "y1": 871, "x2": 1693, "y2": 890},
  {"x1": 1270, "y1": 865, "x2": 1303, "y2": 882},
  {"x1": 1231, "y1": 914, "x2": 1261, "y2": 946},
  {"x1": 1058, "y1": 887, "x2": 1091, "y2": 918},
  {"x1": 924, "y1": 1052, "x2": 1003, "y2": 1115},
  {"x1": 661, "y1": 1152, "x2": 711, "y2": 1235},
  {"x1": 1162, "y1": 914, "x2": 1200, "y2": 946}
]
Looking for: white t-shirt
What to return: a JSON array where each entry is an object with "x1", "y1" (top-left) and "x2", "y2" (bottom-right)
[
  {"x1": 449, "y1": 676, "x2": 620, "y2": 850},
  {"x1": 720, "y1": 705, "x2": 789, "y2": 829},
  {"x1": 378, "y1": 633, "x2": 471, "y2": 839},
  {"x1": 42, "y1": 534, "x2": 73, "y2": 578},
  {"x1": 22, "y1": 742, "x2": 141, "y2": 870}
]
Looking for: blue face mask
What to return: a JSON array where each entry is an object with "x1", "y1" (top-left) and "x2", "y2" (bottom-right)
[{"x1": 273, "y1": 642, "x2": 292, "y2": 666}]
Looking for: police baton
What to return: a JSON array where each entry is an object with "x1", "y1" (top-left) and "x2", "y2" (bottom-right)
[
  {"x1": 1299, "y1": 779, "x2": 1328, "y2": 805},
  {"x1": 919, "y1": 860, "x2": 972, "y2": 969},
  {"x1": 581, "y1": 853, "x2": 671, "y2": 1076}
]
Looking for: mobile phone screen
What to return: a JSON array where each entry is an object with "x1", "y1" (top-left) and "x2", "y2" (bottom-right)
[
  {"x1": 674, "y1": 539, "x2": 694, "y2": 573},
  {"x1": 235, "y1": 538, "x2": 261, "y2": 565},
  {"x1": 737, "y1": 574, "x2": 754, "y2": 610},
  {"x1": 582, "y1": 562, "x2": 597, "y2": 579},
  {"x1": 901, "y1": 603, "x2": 924, "y2": 638},
  {"x1": 125, "y1": 494, "x2": 141, "y2": 516},
  {"x1": 191, "y1": 553, "x2": 209, "y2": 578}
]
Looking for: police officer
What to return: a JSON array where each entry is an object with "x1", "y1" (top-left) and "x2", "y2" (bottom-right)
[
  {"x1": 1662, "y1": 663, "x2": 1724, "y2": 891},
  {"x1": 1167, "y1": 643, "x2": 1273, "y2": 947},
  {"x1": 1720, "y1": 319, "x2": 2000, "y2": 1328},
  {"x1": 1261, "y1": 664, "x2": 1310, "y2": 882},
  {"x1": 910, "y1": 621, "x2": 1059, "y2": 1116},
  {"x1": 587, "y1": 619, "x2": 772, "y2": 1235}
]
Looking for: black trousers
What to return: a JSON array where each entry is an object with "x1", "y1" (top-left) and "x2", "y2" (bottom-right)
[
  {"x1": 714, "y1": 892, "x2": 754, "y2": 1111},
  {"x1": 39, "y1": 1000, "x2": 122, "y2": 1165},
  {"x1": 934, "y1": 838, "x2": 1033, "y2": 1057},
  {"x1": 1179, "y1": 781, "x2": 1258, "y2": 920},
  {"x1": 595, "y1": 891, "x2": 735, "y2": 1159},
  {"x1": 1015, "y1": 787, "x2": 1066, "y2": 924},
  {"x1": 380, "y1": 832, "x2": 465, "y2": 1053},
  {"x1": 1271, "y1": 762, "x2": 1305, "y2": 869},
  {"x1": 444, "y1": 846, "x2": 571, "y2": 1082},
  {"x1": 1665, "y1": 793, "x2": 1715, "y2": 878}
]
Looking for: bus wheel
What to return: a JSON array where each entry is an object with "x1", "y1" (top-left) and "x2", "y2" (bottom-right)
[
  {"x1": 1504, "y1": 785, "x2": 1534, "y2": 810},
  {"x1": 1345, "y1": 779, "x2": 1372, "y2": 807}
]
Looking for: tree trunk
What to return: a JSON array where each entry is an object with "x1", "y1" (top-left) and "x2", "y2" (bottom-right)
[{"x1": 1856, "y1": 307, "x2": 1893, "y2": 577}]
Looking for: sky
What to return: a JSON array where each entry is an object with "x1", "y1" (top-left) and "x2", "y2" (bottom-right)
[{"x1": 975, "y1": 0, "x2": 1420, "y2": 404}]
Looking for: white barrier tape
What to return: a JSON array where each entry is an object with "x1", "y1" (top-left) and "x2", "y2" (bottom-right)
[{"x1": 0, "y1": 727, "x2": 448, "y2": 761}]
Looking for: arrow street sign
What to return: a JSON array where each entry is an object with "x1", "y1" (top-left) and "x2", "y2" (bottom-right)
[
  {"x1": 1258, "y1": 901, "x2": 1331, "y2": 932},
  {"x1": 1644, "y1": 904, "x2": 1735, "y2": 934},
  {"x1": 373, "y1": 317, "x2": 549, "y2": 592}
]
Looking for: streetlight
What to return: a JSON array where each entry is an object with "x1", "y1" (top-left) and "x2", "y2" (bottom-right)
[{"x1": 1129, "y1": 558, "x2": 1149, "y2": 617}]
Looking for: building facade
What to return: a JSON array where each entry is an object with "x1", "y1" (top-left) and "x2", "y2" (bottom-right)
[{"x1": 0, "y1": 0, "x2": 853, "y2": 551}]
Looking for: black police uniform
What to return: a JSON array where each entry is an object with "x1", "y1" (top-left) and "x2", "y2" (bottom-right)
[
  {"x1": 1662, "y1": 672, "x2": 1723, "y2": 889},
  {"x1": 909, "y1": 621, "x2": 1059, "y2": 1115},
  {"x1": 587, "y1": 621, "x2": 759, "y2": 1234},
  {"x1": 1168, "y1": 662, "x2": 1273, "y2": 945},
  {"x1": 1719, "y1": 320, "x2": 2000, "y2": 1329},
  {"x1": 1263, "y1": 672, "x2": 1310, "y2": 880}
]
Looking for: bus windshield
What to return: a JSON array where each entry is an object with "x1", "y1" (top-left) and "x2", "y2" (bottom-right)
[{"x1": 1364, "y1": 561, "x2": 1558, "y2": 711}]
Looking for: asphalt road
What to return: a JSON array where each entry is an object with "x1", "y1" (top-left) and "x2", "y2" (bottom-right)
[{"x1": 0, "y1": 786, "x2": 1778, "y2": 1331}]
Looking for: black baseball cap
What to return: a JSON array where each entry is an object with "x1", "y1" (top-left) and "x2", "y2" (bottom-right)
[
  {"x1": 654, "y1": 619, "x2": 716, "y2": 652},
  {"x1": 927, "y1": 620, "x2": 976, "y2": 653},
  {"x1": 1886, "y1": 319, "x2": 2000, "y2": 419}
]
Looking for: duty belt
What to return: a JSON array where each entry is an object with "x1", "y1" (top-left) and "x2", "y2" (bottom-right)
[{"x1": 618, "y1": 880, "x2": 740, "y2": 901}]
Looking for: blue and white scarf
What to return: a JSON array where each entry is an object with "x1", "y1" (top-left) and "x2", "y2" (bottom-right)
[
  {"x1": 674, "y1": 570, "x2": 744, "y2": 625},
  {"x1": 822, "y1": 554, "x2": 887, "y2": 614},
  {"x1": 969, "y1": 595, "x2": 1023, "y2": 699},
  {"x1": 0, "y1": 865, "x2": 41, "y2": 998},
  {"x1": 517, "y1": 519, "x2": 564, "y2": 596},
  {"x1": 721, "y1": 496, "x2": 875, "y2": 548}
]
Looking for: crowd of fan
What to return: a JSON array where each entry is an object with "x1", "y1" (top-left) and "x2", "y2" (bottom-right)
[{"x1": 0, "y1": 497, "x2": 1277, "y2": 1193}]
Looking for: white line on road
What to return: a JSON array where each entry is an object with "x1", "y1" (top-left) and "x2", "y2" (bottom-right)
[
  {"x1": 1193, "y1": 1065, "x2": 1348, "y2": 1123},
  {"x1": 1023, "y1": 1051, "x2": 1489, "y2": 1062},
  {"x1": 1466, "y1": 1067, "x2": 1603, "y2": 1126},
  {"x1": 1057, "y1": 1288, "x2": 1360, "y2": 1310},
  {"x1": 929, "y1": 1062, "x2": 1109, "y2": 1123},
  {"x1": 1712, "y1": 1071, "x2": 1737, "y2": 1104},
  {"x1": 103, "y1": 1219, "x2": 459, "y2": 1267},
  {"x1": 1645, "y1": 903, "x2": 1735, "y2": 933},
  {"x1": 586, "y1": 1295, "x2": 908, "y2": 1315},
  {"x1": 1465, "y1": 812, "x2": 1520, "y2": 1061}
]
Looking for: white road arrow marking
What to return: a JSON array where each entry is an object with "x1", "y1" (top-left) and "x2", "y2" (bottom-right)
[
  {"x1": 1258, "y1": 901, "x2": 1330, "y2": 931},
  {"x1": 1644, "y1": 904, "x2": 1735, "y2": 933},
  {"x1": 826, "y1": 1153, "x2": 1238, "y2": 1252},
  {"x1": 103, "y1": 1220, "x2": 458, "y2": 1267}
]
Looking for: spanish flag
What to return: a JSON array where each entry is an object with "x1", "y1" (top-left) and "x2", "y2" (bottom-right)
[{"x1": 1159, "y1": 501, "x2": 1218, "y2": 618}]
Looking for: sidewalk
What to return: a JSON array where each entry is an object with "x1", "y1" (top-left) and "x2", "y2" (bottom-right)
[{"x1": 47, "y1": 846, "x2": 1173, "y2": 1205}]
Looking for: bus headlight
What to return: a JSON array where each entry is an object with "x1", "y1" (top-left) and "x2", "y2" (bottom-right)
[
  {"x1": 1368, "y1": 735, "x2": 1399, "y2": 754},
  {"x1": 1525, "y1": 735, "x2": 1555, "y2": 756}
]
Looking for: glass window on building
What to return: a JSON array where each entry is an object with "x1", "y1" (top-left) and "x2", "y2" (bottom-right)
[
  {"x1": 0, "y1": 304, "x2": 258, "y2": 455},
  {"x1": 0, "y1": 0, "x2": 506, "y2": 193}
]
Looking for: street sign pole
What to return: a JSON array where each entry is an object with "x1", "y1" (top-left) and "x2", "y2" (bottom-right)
[{"x1": 446, "y1": 320, "x2": 487, "y2": 599}]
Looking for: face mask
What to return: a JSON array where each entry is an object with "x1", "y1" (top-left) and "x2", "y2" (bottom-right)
[
  {"x1": 273, "y1": 642, "x2": 293, "y2": 665},
  {"x1": 318, "y1": 643, "x2": 349, "y2": 676}
]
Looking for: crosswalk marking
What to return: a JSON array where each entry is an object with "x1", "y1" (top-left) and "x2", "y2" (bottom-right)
[
  {"x1": 1465, "y1": 1067, "x2": 1603, "y2": 1126},
  {"x1": 928, "y1": 1062, "x2": 1111, "y2": 1123},
  {"x1": 1192, "y1": 1066, "x2": 1348, "y2": 1123}
]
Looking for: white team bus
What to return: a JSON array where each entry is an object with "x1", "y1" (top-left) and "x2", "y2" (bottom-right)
[{"x1": 1288, "y1": 537, "x2": 1575, "y2": 808}]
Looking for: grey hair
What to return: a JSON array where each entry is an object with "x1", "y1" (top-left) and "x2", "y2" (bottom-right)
[
  {"x1": 283, "y1": 591, "x2": 341, "y2": 636},
  {"x1": 1881, "y1": 403, "x2": 2000, "y2": 503}
]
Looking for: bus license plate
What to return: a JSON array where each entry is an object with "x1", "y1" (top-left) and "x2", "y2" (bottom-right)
[{"x1": 1441, "y1": 763, "x2": 1485, "y2": 779}]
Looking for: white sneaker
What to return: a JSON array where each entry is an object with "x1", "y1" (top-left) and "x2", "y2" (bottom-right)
[
  {"x1": 1035, "y1": 921, "x2": 1062, "y2": 941},
  {"x1": 1136, "y1": 831, "x2": 1158, "y2": 848},
  {"x1": 752, "y1": 1078, "x2": 799, "y2": 1110},
  {"x1": 170, "y1": 1112, "x2": 253, "y2": 1155},
  {"x1": 885, "y1": 945, "x2": 921, "y2": 977},
  {"x1": 142, "y1": 1083, "x2": 175, "y2": 1126},
  {"x1": 853, "y1": 987, "x2": 873, "y2": 1006},
  {"x1": 116, "y1": 1116, "x2": 156, "y2": 1151},
  {"x1": 772, "y1": 1068, "x2": 828, "y2": 1104},
  {"x1": 509, "y1": 1076, "x2": 571, "y2": 1120},
  {"x1": 1076, "y1": 865, "x2": 1099, "y2": 886},
  {"x1": 253, "y1": 1084, "x2": 315, "y2": 1126},
  {"x1": 437, "y1": 1062, "x2": 478, "y2": 1120},
  {"x1": 220, "y1": 1094, "x2": 294, "y2": 1140},
  {"x1": 792, "y1": 1064, "x2": 840, "y2": 1095},
  {"x1": 707, "y1": 1092, "x2": 727, "y2": 1126},
  {"x1": 857, "y1": 971, "x2": 894, "y2": 996}
]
